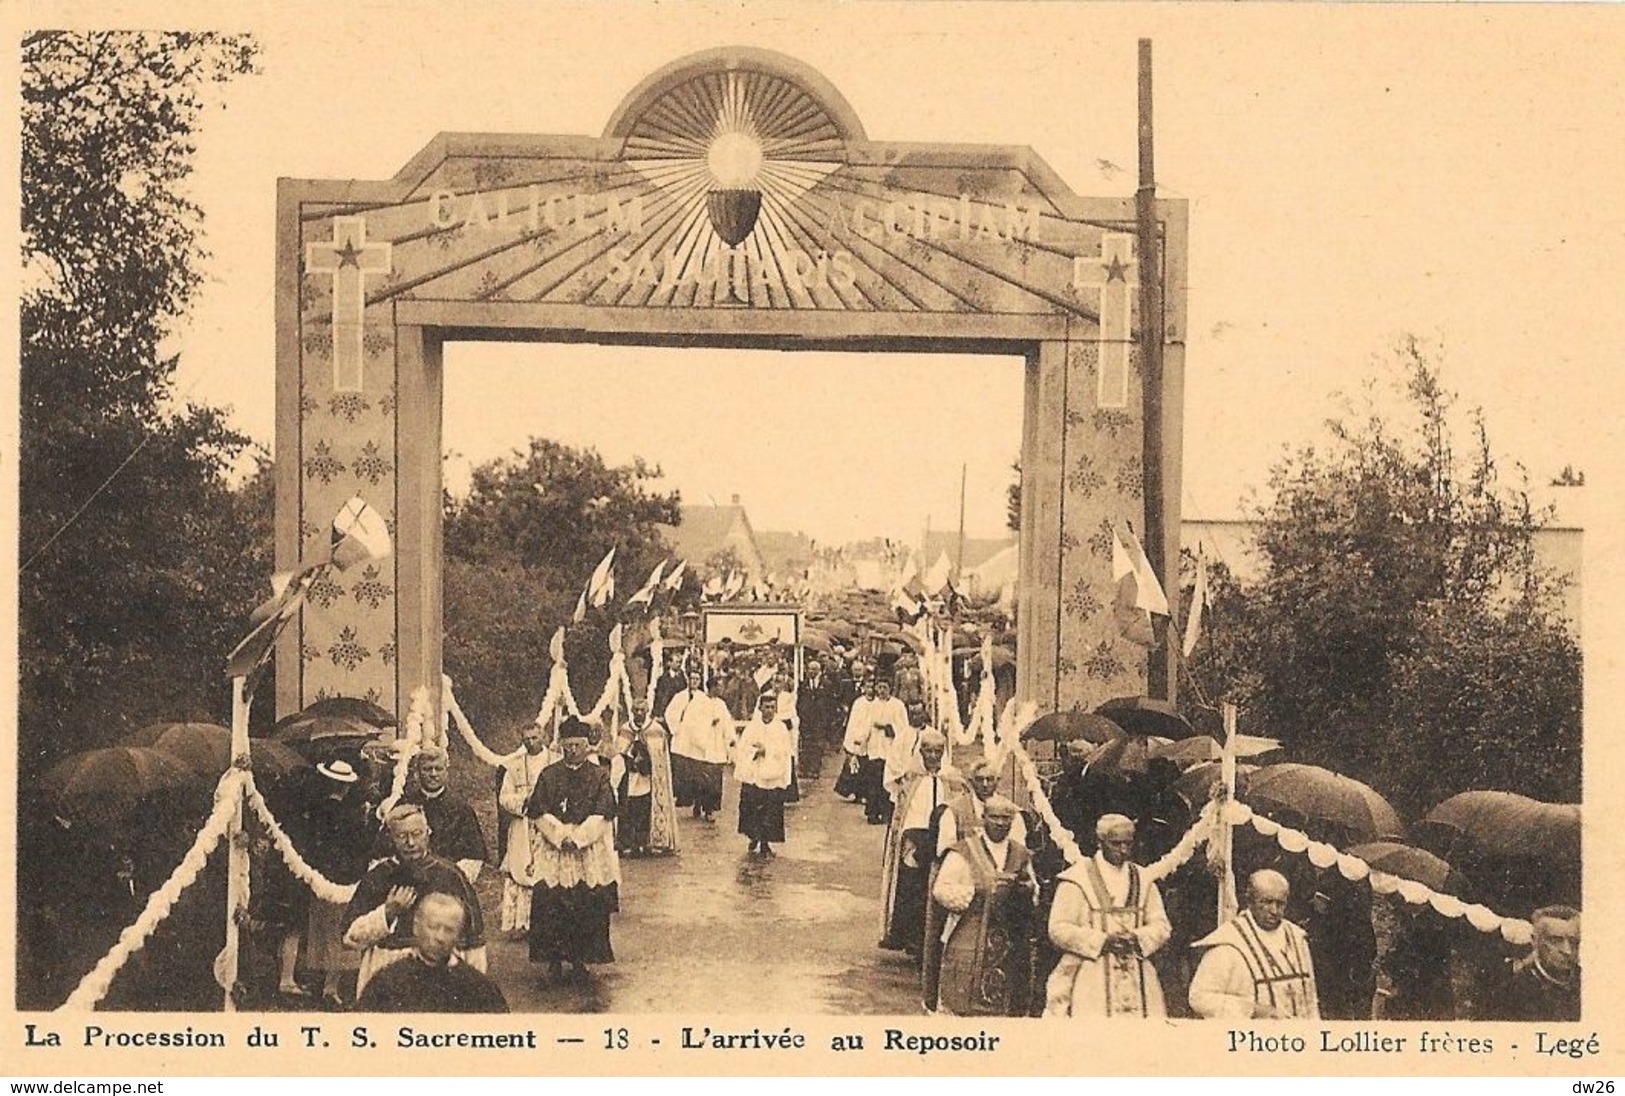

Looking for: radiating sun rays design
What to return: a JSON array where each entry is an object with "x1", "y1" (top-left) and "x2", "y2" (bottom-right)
[{"x1": 625, "y1": 69, "x2": 847, "y2": 263}]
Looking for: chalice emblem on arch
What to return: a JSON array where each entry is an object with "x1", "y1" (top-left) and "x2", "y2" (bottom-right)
[{"x1": 622, "y1": 66, "x2": 849, "y2": 252}]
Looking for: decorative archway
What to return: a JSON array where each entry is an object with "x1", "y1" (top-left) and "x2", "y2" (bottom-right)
[{"x1": 276, "y1": 46, "x2": 1188, "y2": 722}]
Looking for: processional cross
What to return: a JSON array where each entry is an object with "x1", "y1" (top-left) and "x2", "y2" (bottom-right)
[
  {"x1": 306, "y1": 216, "x2": 393, "y2": 392},
  {"x1": 1070, "y1": 232, "x2": 1138, "y2": 409}
]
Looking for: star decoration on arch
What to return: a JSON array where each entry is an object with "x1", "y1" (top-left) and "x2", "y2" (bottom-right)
[{"x1": 334, "y1": 240, "x2": 365, "y2": 269}]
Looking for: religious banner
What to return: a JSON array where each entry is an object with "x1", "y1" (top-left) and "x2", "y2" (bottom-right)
[{"x1": 702, "y1": 607, "x2": 801, "y2": 648}]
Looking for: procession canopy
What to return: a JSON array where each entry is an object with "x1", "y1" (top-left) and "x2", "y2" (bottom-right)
[{"x1": 278, "y1": 46, "x2": 1188, "y2": 719}]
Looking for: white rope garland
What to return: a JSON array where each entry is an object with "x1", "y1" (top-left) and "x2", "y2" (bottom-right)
[
  {"x1": 990, "y1": 697, "x2": 1034, "y2": 766},
  {"x1": 59, "y1": 769, "x2": 245, "y2": 1011},
  {"x1": 559, "y1": 658, "x2": 626, "y2": 724},
  {"x1": 1219, "y1": 799, "x2": 1534, "y2": 945},
  {"x1": 373, "y1": 686, "x2": 428, "y2": 820},
  {"x1": 1008, "y1": 738, "x2": 1213, "y2": 883},
  {"x1": 644, "y1": 620, "x2": 664, "y2": 711},
  {"x1": 1002, "y1": 736, "x2": 1536, "y2": 942},
  {"x1": 445, "y1": 681, "x2": 514, "y2": 769},
  {"x1": 242, "y1": 775, "x2": 357, "y2": 905}
]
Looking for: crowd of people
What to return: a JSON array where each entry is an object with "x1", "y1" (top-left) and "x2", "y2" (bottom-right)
[
  {"x1": 23, "y1": 635, "x2": 1580, "y2": 1021},
  {"x1": 863, "y1": 714, "x2": 1582, "y2": 1023}
]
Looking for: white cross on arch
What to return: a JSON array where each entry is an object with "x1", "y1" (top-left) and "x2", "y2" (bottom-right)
[
  {"x1": 306, "y1": 216, "x2": 392, "y2": 392},
  {"x1": 1070, "y1": 232, "x2": 1137, "y2": 409}
]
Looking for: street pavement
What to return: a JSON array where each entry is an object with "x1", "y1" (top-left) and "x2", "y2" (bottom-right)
[{"x1": 484, "y1": 757, "x2": 925, "y2": 1014}]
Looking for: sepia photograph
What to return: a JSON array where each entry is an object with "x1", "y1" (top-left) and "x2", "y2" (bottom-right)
[{"x1": 6, "y1": 0, "x2": 1620, "y2": 1077}]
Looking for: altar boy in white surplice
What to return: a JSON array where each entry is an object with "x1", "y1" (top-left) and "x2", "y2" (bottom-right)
[
  {"x1": 496, "y1": 721, "x2": 558, "y2": 932},
  {"x1": 1044, "y1": 814, "x2": 1171, "y2": 1018}
]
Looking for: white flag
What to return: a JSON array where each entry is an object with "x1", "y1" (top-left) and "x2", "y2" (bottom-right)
[
  {"x1": 663, "y1": 560, "x2": 687, "y2": 590},
  {"x1": 330, "y1": 496, "x2": 392, "y2": 571},
  {"x1": 627, "y1": 560, "x2": 666, "y2": 607},
  {"x1": 587, "y1": 548, "x2": 616, "y2": 607},
  {"x1": 1112, "y1": 525, "x2": 1168, "y2": 647},
  {"x1": 1182, "y1": 548, "x2": 1209, "y2": 658},
  {"x1": 922, "y1": 550, "x2": 953, "y2": 594},
  {"x1": 1116, "y1": 525, "x2": 1169, "y2": 614}
]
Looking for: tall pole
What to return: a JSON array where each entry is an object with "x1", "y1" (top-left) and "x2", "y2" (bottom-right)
[
  {"x1": 222, "y1": 676, "x2": 251, "y2": 1012},
  {"x1": 1137, "y1": 38, "x2": 1171, "y2": 701},
  {"x1": 1216, "y1": 701, "x2": 1240, "y2": 927},
  {"x1": 955, "y1": 463, "x2": 968, "y2": 585}
]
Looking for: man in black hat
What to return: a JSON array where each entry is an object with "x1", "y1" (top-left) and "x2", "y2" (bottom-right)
[{"x1": 524, "y1": 719, "x2": 621, "y2": 983}]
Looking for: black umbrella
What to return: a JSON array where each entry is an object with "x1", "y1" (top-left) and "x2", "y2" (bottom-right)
[
  {"x1": 1416, "y1": 792, "x2": 1579, "y2": 865},
  {"x1": 1414, "y1": 792, "x2": 1580, "y2": 908},
  {"x1": 271, "y1": 713, "x2": 384, "y2": 747},
  {"x1": 1094, "y1": 696, "x2": 1201, "y2": 739},
  {"x1": 41, "y1": 747, "x2": 198, "y2": 826},
  {"x1": 125, "y1": 721, "x2": 309, "y2": 784},
  {"x1": 1172, "y1": 761, "x2": 1260, "y2": 809},
  {"x1": 1084, "y1": 734, "x2": 1175, "y2": 776},
  {"x1": 299, "y1": 696, "x2": 397, "y2": 729},
  {"x1": 1348, "y1": 841, "x2": 1464, "y2": 894},
  {"x1": 1243, "y1": 763, "x2": 1404, "y2": 844},
  {"x1": 1023, "y1": 711, "x2": 1123, "y2": 745}
]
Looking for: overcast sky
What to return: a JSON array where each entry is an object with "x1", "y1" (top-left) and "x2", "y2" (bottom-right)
[{"x1": 116, "y1": 2, "x2": 1622, "y2": 546}]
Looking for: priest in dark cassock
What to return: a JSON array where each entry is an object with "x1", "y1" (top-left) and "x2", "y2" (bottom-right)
[
  {"x1": 879, "y1": 729, "x2": 966, "y2": 959},
  {"x1": 1047, "y1": 739, "x2": 1096, "y2": 846},
  {"x1": 356, "y1": 892, "x2": 508, "y2": 1013},
  {"x1": 652, "y1": 659, "x2": 689, "y2": 721},
  {"x1": 524, "y1": 719, "x2": 621, "y2": 983},
  {"x1": 343, "y1": 803, "x2": 487, "y2": 996},
  {"x1": 373, "y1": 745, "x2": 487, "y2": 883},
  {"x1": 924, "y1": 795, "x2": 1038, "y2": 1016}
]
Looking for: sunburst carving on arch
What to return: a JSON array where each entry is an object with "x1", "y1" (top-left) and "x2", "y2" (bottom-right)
[
  {"x1": 290, "y1": 51, "x2": 1163, "y2": 326},
  {"x1": 620, "y1": 68, "x2": 847, "y2": 293}
]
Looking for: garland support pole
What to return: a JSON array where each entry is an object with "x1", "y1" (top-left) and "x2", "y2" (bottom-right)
[
  {"x1": 223, "y1": 676, "x2": 251, "y2": 1012},
  {"x1": 1216, "y1": 701, "x2": 1239, "y2": 926}
]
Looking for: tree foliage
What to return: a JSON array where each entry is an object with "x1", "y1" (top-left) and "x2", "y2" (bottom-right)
[
  {"x1": 442, "y1": 439, "x2": 682, "y2": 730},
  {"x1": 19, "y1": 33, "x2": 264, "y2": 770},
  {"x1": 1185, "y1": 340, "x2": 1581, "y2": 816},
  {"x1": 1007, "y1": 459, "x2": 1022, "y2": 533}
]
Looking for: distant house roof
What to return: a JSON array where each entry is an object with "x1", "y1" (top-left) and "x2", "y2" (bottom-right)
[
  {"x1": 658, "y1": 503, "x2": 765, "y2": 575},
  {"x1": 919, "y1": 531, "x2": 1017, "y2": 573},
  {"x1": 755, "y1": 530, "x2": 815, "y2": 578}
]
